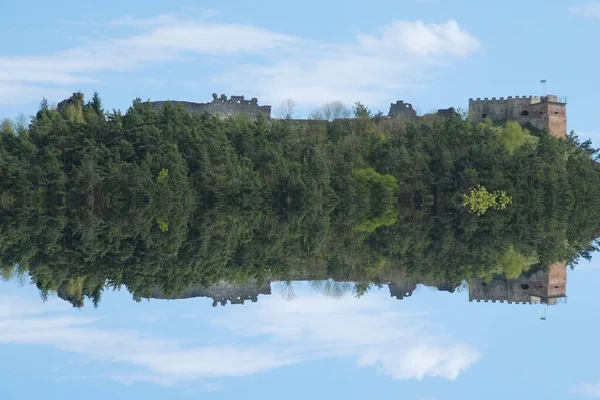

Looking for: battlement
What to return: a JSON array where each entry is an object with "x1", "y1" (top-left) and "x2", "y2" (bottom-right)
[
  {"x1": 468, "y1": 94, "x2": 567, "y2": 138},
  {"x1": 468, "y1": 95, "x2": 566, "y2": 105},
  {"x1": 210, "y1": 93, "x2": 259, "y2": 105},
  {"x1": 469, "y1": 298, "x2": 532, "y2": 305},
  {"x1": 211, "y1": 294, "x2": 260, "y2": 307},
  {"x1": 468, "y1": 262, "x2": 567, "y2": 307}
]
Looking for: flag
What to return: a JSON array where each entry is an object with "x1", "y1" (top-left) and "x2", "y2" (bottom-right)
[
  {"x1": 540, "y1": 79, "x2": 547, "y2": 84},
  {"x1": 540, "y1": 317, "x2": 546, "y2": 320}
]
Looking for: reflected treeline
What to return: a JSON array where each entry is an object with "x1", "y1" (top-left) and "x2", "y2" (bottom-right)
[
  {"x1": 142, "y1": 261, "x2": 568, "y2": 307},
  {"x1": 1, "y1": 93, "x2": 600, "y2": 308}
]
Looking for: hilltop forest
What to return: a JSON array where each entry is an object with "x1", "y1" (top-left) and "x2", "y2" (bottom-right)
[{"x1": 1, "y1": 93, "x2": 600, "y2": 307}]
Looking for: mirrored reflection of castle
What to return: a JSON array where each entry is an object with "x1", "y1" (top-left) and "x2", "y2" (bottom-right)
[
  {"x1": 144, "y1": 262, "x2": 567, "y2": 308},
  {"x1": 144, "y1": 274, "x2": 453, "y2": 306},
  {"x1": 150, "y1": 279, "x2": 272, "y2": 307},
  {"x1": 468, "y1": 262, "x2": 567, "y2": 305}
]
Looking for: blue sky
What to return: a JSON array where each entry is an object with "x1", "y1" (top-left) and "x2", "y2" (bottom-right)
[
  {"x1": 1, "y1": 0, "x2": 600, "y2": 143},
  {"x1": 3, "y1": 257, "x2": 600, "y2": 400},
  {"x1": 3, "y1": 1, "x2": 600, "y2": 399}
]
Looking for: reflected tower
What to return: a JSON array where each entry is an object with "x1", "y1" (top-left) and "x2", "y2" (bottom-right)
[{"x1": 468, "y1": 262, "x2": 567, "y2": 305}]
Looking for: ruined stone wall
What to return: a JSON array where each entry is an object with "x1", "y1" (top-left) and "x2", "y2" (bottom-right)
[
  {"x1": 150, "y1": 279, "x2": 272, "y2": 306},
  {"x1": 388, "y1": 100, "x2": 418, "y2": 119},
  {"x1": 150, "y1": 93, "x2": 272, "y2": 120},
  {"x1": 388, "y1": 282, "x2": 418, "y2": 300}
]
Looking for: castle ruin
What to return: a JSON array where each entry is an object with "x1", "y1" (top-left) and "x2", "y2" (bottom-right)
[
  {"x1": 468, "y1": 95, "x2": 567, "y2": 139},
  {"x1": 56, "y1": 91, "x2": 567, "y2": 138},
  {"x1": 146, "y1": 93, "x2": 460, "y2": 122},
  {"x1": 149, "y1": 93, "x2": 272, "y2": 121},
  {"x1": 148, "y1": 93, "x2": 571, "y2": 140},
  {"x1": 95, "y1": 262, "x2": 568, "y2": 308},
  {"x1": 468, "y1": 261, "x2": 567, "y2": 305},
  {"x1": 150, "y1": 279, "x2": 272, "y2": 307}
]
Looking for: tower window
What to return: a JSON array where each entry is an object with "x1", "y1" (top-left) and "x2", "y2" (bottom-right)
[
  {"x1": 481, "y1": 114, "x2": 487, "y2": 118},
  {"x1": 521, "y1": 110, "x2": 529, "y2": 116},
  {"x1": 521, "y1": 284, "x2": 529, "y2": 290}
]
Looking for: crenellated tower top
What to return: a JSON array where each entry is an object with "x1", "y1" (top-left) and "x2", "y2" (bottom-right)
[{"x1": 468, "y1": 95, "x2": 567, "y2": 139}]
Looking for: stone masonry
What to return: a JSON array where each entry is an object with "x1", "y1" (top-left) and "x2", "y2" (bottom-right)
[
  {"x1": 56, "y1": 92, "x2": 566, "y2": 137},
  {"x1": 468, "y1": 95, "x2": 567, "y2": 139},
  {"x1": 150, "y1": 93, "x2": 272, "y2": 121},
  {"x1": 150, "y1": 279, "x2": 272, "y2": 307},
  {"x1": 468, "y1": 261, "x2": 567, "y2": 306}
]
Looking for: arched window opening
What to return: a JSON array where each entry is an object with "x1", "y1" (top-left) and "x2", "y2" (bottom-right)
[
  {"x1": 521, "y1": 110, "x2": 529, "y2": 116},
  {"x1": 521, "y1": 284, "x2": 529, "y2": 290}
]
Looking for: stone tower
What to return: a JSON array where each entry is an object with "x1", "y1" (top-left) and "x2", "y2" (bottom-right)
[
  {"x1": 468, "y1": 95, "x2": 567, "y2": 139},
  {"x1": 468, "y1": 261, "x2": 567, "y2": 305}
]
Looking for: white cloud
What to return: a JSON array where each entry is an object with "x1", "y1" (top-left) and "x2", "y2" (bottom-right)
[
  {"x1": 0, "y1": 291, "x2": 479, "y2": 388},
  {"x1": 0, "y1": 13, "x2": 480, "y2": 108},
  {"x1": 216, "y1": 20, "x2": 479, "y2": 106},
  {"x1": 0, "y1": 83, "x2": 71, "y2": 106},
  {"x1": 213, "y1": 295, "x2": 480, "y2": 382},
  {"x1": 572, "y1": 381, "x2": 600, "y2": 397},
  {"x1": 571, "y1": 3, "x2": 600, "y2": 18}
]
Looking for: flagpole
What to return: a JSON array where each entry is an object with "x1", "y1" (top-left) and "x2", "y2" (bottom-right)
[{"x1": 541, "y1": 79, "x2": 547, "y2": 97}]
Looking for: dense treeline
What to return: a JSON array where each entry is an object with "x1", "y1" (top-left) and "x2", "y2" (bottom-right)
[{"x1": 1, "y1": 93, "x2": 600, "y2": 307}]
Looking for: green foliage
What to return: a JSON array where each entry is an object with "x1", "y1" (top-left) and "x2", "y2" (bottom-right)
[
  {"x1": 0, "y1": 92, "x2": 599, "y2": 307},
  {"x1": 156, "y1": 168, "x2": 169, "y2": 184},
  {"x1": 495, "y1": 246, "x2": 538, "y2": 280},
  {"x1": 463, "y1": 185, "x2": 512, "y2": 216},
  {"x1": 351, "y1": 168, "x2": 399, "y2": 232},
  {"x1": 498, "y1": 121, "x2": 537, "y2": 154},
  {"x1": 353, "y1": 102, "x2": 372, "y2": 119},
  {"x1": 156, "y1": 217, "x2": 169, "y2": 232}
]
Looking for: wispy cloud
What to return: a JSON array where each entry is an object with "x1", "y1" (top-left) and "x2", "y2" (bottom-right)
[
  {"x1": 0, "y1": 291, "x2": 479, "y2": 388},
  {"x1": 570, "y1": 3, "x2": 600, "y2": 19},
  {"x1": 214, "y1": 295, "x2": 480, "y2": 381},
  {"x1": 572, "y1": 381, "x2": 600, "y2": 397},
  {"x1": 0, "y1": 12, "x2": 480, "y2": 108}
]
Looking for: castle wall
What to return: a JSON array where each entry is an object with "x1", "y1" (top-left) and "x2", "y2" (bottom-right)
[
  {"x1": 388, "y1": 100, "x2": 418, "y2": 119},
  {"x1": 388, "y1": 282, "x2": 418, "y2": 300},
  {"x1": 150, "y1": 279, "x2": 272, "y2": 306},
  {"x1": 547, "y1": 103, "x2": 567, "y2": 139},
  {"x1": 150, "y1": 93, "x2": 272, "y2": 120},
  {"x1": 468, "y1": 95, "x2": 567, "y2": 138},
  {"x1": 469, "y1": 262, "x2": 567, "y2": 305}
]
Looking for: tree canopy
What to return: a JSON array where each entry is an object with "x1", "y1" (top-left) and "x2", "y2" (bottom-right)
[{"x1": 1, "y1": 92, "x2": 600, "y2": 307}]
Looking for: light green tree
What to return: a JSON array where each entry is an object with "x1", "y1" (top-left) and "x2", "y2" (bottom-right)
[
  {"x1": 499, "y1": 121, "x2": 538, "y2": 154},
  {"x1": 156, "y1": 168, "x2": 169, "y2": 184},
  {"x1": 463, "y1": 185, "x2": 512, "y2": 216}
]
